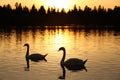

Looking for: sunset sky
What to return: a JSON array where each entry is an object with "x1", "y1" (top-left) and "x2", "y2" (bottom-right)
[{"x1": 0, "y1": 0, "x2": 120, "y2": 11}]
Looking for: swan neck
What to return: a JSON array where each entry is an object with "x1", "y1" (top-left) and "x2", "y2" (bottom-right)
[
  {"x1": 26, "y1": 45, "x2": 29, "y2": 57},
  {"x1": 61, "y1": 49, "x2": 66, "y2": 65}
]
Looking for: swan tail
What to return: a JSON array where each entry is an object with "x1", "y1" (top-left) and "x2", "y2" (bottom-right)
[
  {"x1": 43, "y1": 54, "x2": 48, "y2": 61},
  {"x1": 44, "y1": 54, "x2": 48, "y2": 57},
  {"x1": 83, "y1": 59, "x2": 88, "y2": 64}
]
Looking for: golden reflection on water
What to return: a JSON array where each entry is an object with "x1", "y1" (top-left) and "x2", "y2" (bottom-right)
[{"x1": 0, "y1": 26, "x2": 120, "y2": 80}]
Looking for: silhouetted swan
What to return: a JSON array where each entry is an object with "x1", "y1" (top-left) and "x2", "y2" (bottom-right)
[
  {"x1": 58, "y1": 47, "x2": 88, "y2": 71},
  {"x1": 24, "y1": 43, "x2": 48, "y2": 68}
]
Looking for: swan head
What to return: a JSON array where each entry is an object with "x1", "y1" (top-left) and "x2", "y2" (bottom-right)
[
  {"x1": 58, "y1": 47, "x2": 65, "y2": 51},
  {"x1": 24, "y1": 43, "x2": 29, "y2": 47}
]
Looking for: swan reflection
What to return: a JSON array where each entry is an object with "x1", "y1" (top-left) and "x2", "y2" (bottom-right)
[
  {"x1": 24, "y1": 57, "x2": 47, "y2": 71},
  {"x1": 59, "y1": 63, "x2": 87, "y2": 79},
  {"x1": 59, "y1": 64, "x2": 66, "y2": 79}
]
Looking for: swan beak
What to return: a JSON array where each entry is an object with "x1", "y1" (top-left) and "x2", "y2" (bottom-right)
[{"x1": 23, "y1": 44, "x2": 27, "y2": 46}]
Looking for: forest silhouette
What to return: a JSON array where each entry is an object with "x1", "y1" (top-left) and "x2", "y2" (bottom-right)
[{"x1": 0, "y1": 2, "x2": 120, "y2": 27}]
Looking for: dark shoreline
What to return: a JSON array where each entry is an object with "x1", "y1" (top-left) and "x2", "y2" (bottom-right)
[{"x1": 0, "y1": 25, "x2": 120, "y2": 30}]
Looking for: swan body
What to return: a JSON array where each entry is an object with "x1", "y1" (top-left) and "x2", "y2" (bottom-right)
[
  {"x1": 28, "y1": 53, "x2": 48, "y2": 62},
  {"x1": 58, "y1": 47, "x2": 87, "y2": 71},
  {"x1": 64, "y1": 58, "x2": 87, "y2": 70},
  {"x1": 24, "y1": 43, "x2": 48, "y2": 62}
]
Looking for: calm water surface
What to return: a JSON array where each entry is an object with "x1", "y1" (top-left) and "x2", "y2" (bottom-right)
[{"x1": 0, "y1": 26, "x2": 120, "y2": 80}]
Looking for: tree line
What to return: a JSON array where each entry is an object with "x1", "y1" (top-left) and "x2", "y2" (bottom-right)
[{"x1": 0, "y1": 3, "x2": 120, "y2": 26}]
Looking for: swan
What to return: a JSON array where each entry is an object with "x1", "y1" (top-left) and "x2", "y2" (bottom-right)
[
  {"x1": 24, "y1": 43, "x2": 48, "y2": 62},
  {"x1": 58, "y1": 47, "x2": 88, "y2": 71}
]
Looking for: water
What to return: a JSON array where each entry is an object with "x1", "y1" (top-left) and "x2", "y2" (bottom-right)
[{"x1": 0, "y1": 26, "x2": 120, "y2": 80}]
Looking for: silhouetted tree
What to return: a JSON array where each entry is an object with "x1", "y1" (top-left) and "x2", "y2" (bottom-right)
[
  {"x1": 38, "y1": 6, "x2": 46, "y2": 14},
  {"x1": 0, "y1": 3, "x2": 120, "y2": 26}
]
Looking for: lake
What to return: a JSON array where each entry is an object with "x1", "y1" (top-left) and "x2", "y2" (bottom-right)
[{"x1": 0, "y1": 25, "x2": 120, "y2": 80}]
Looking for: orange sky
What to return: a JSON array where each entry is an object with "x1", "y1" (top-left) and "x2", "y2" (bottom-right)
[{"x1": 0, "y1": 0, "x2": 120, "y2": 11}]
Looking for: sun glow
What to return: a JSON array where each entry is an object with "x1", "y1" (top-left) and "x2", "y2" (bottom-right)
[{"x1": 46, "y1": 0, "x2": 71, "y2": 11}]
